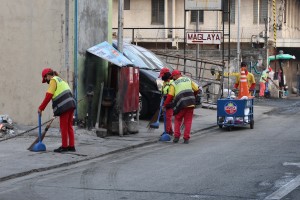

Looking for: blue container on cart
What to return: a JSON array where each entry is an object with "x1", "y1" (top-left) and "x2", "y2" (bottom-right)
[{"x1": 217, "y1": 98, "x2": 254, "y2": 131}]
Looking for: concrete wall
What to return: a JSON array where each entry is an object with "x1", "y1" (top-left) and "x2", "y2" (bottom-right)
[
  {"x1": 0, "y1": 0, "x2": 73, "y2": 125},
  {"x1": 0, "y1": 0, "x2": 111, "y2": 125},
  {"x1": 112, "y1": 0, "x2": 267, "y2": 42},
  {"x1": 77, "y1": 0, "x2": 111, "y2": 122},
  {"x1": 278, "y1": 0, "x2": 300, "y2": 47}
]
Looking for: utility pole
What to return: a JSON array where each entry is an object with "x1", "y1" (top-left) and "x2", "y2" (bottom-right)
[
  {"x1": 118, "y1": 0, "x2": 124, "y2": 53},
  {"x1": 117, "y1": 0, "x2": 124, "y2": 136},
  {"x1": 237, "y1": 0, "x2": 241, "y2": 64},
  {"x1": 264, "y1": 18, "x2": 269, "y2": 69},
  {"x1": 196, "y1": 11, "x2": 199, "y2": 78}
]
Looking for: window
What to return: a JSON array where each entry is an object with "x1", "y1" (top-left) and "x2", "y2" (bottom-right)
[
  {"x1": 124, "y1": 0, "x2": 130, "y2": 10},
  {"x1": 253, "y1": 0, "x2": 268, "y2": 24},
  {"x1": 191, "y1": 11, "x2": 204, "y2": 23},
  {"x1": 152, "y1": 0, "x2": 164, "y2": 24},
  {"x1": 223, "y1": 0, "x2": 235, "y2": 24}
]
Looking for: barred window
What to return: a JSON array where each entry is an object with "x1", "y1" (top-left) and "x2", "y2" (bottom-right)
[
  {"x1": 152, "y1": 0, "x2": 164, "y2": 24},
  {"x1": 124, "y1": 0, "x2": 130, "y2": 10},
  {"x1": 191, "y1": 11, "x2": 204, "y2": 23},
  {"x1": 223, "y1": 0, "x2": 235, "y2": 24},
  {"x1": 253, "y1": 0, "x2": 268, "y2": 24}
]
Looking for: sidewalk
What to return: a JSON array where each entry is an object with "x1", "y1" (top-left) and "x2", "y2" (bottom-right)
[{"x1": 0, "y1": 105, "x2": 273, "y2": 182}]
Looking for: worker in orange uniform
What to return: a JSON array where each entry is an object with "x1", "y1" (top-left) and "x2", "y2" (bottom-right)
[
  {"x1": 234, "y1": 62, "x2": 256, "y2": 95},
  {"x1": 158, "y1": 67, "x2": 174, "y2": 136},
  {"x1": 163, "y1": 70, "x2": 200, "y2": 144},
  {"x1": 259, "y1": 69, "x2": 270, "y2": 98},
  {"x1": 38, "y1": 68, "x2": 76, "y2": 153}
]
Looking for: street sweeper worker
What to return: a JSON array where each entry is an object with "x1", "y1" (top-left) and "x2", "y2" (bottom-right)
[
  {"x1": 159, "y1": 67, "x2": 174, "y2": 136},
  {"x1": 38, "y1": 68, "x2": 76, "y2": 153},
  {"x1": 234, "y1": 62, "x2": 256, "y2": 94},
  {"x1": 259, "y1": 68, "x2": 270, "y2": 97},
  {"x1": 163, "y1": 70, "x2": 199, "y2": 144}
]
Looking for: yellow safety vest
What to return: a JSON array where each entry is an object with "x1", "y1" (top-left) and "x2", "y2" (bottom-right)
[
  {"x1": 162, "y1": 80, "x2": 173, "y2": 95},
  {"x1": 52, "y1": 76, "x2": 75, "y2": 116},
  {"x1": 171, "y1": 77, "x2": 195, "y2": 114}
]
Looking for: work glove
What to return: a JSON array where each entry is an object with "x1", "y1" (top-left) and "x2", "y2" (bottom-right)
[{"x1": 38, "y1": 109, "x2": 42, "y2": 116}]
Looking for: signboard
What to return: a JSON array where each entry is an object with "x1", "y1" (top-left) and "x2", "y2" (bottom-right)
[
  {"x1": 185, "y1": 0, "x2": 222, "y2": 10},
  {"x1": 186, "y1": 31, "x2": 222, "y2": 44},
  {"x1": 87, "y1": 41, "x2": 133, "y2": 67},
  {"x1": 224, "y1": 101, "x2": 237, "y2": 115}
]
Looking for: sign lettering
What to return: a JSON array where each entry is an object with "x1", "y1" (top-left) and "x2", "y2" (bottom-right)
[{"x1": 186, "y1": 32, "x2": 222, "y2": 44}]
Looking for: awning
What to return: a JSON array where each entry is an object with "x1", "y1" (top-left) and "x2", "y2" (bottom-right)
[
  {"x1": 268, "y1": 54, "x2": 296, "y2": 65},
  {"x1": 87, "y1": 41, "x2": 133, "y2": 67}
]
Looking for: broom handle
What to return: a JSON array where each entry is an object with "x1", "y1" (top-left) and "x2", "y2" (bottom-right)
[
  {"x1": 156, "y1": 97, "x2": 164, "y2": 122},
  {"x1": 27, "y1": 117, "x2": 55, "y2": 150},
  {"x1": 269, "y1": 78, "x2": 280, "y2": 90},
  {"x1": 163, "y1": 111, "x2": 166, "y2": 132},
  {"x1": 38, "y1": 113, "x2": 42, "y2": 142}
]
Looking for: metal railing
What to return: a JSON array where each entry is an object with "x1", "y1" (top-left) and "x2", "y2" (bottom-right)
[{"x1": 153, "y1": 51, "x2": 231, "y2": 106}]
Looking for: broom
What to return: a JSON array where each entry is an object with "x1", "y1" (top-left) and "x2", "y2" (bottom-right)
[
  {"x1": 147, "y1": 109, "x2": 160, "y2": 128},
  {"x1": 27, "y1": 117, "x2": 56, "y2": 150},
  {"x1": 147, "y1": 97, "x2": 164, "y2": 129}
]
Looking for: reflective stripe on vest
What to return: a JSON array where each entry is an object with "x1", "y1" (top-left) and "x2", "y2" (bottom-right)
[
  {"x1": 171, "y1": 77, "x2": 195, "y2": 113},
  {"x1": 52, "y1": 76, "x2": 75, "y2": 116}
]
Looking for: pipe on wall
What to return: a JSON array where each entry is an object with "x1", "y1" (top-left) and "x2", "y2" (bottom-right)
[
  {"x1": 65, "y1": 0, "x2": 70, "y2": 84},
  {"x1": 164, "y1": 0, "x2": 168, "y2": 38},
  {"x1": 74, "y1": 0, "x2": 78, "y2": 121},
  {"x1": 172, "y1": 0, "x2": 175, "y2": 40}
]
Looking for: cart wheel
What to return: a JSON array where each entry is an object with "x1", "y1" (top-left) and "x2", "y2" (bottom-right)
[
  {"x1": 250, "y1": 120, "x2": 254, "y2": 129},
  {"x1": 227, "y1": 126, "x2": 232, "y2": 131}
]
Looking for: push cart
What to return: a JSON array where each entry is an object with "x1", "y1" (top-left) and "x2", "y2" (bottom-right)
[{"x1": 217, "y1": 98, "x2": 254, "y2": 131}]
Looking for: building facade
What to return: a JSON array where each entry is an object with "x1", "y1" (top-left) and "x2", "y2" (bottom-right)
[
  {"x1": 113, "y1": 0, "x2": 300, "y2": 48},
  {"x1": 112, "y1": 0, "x2": 300, "y2": 97}
]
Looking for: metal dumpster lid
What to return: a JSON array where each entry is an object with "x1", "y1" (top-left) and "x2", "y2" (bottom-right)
[{"x1": 87, "y1": 41, "x2": 133, "y2": 67}]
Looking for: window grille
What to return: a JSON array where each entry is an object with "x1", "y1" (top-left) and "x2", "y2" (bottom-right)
[
  {"x1": 253, "y1": 0, "x2": 268, "y2": 24},
  {"x1": 151, "y1": 0, "x2": 164, "y2": 24},
  {"x1": 124, "y1": 0, "x2": 130, "y2": 10},
  {"x1": 191, "y1": 10, "x2": 204, "y2": 23},
  {"x1": 223, "y1": 0, "x2": 235, "y2": 24}
]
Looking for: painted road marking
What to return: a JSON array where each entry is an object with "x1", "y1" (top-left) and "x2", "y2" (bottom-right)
[
  {"x1": 283, "y1": 162, "x2": 300, "y2": 168},
  {"x1": 264, "y1": 175, "x2": 300, "y2": 199}
]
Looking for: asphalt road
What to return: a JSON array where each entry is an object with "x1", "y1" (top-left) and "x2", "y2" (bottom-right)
[{"x1": 0, "y1": 99, "x2": 300, "y2": 200}]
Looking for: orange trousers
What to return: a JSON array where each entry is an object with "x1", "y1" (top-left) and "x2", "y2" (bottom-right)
[
  {"x1": 259, "y1": 82, "x2": 266, "y2": 97},
  {"x1": 59, "y1": 109, "x2": 75, "y2": 148},
  {"x1": 174, "y1": 107, "x2": 194, "y2": 140},
  {"x1": 165, "y1": 108, "x2": 173, "y2": 134}
]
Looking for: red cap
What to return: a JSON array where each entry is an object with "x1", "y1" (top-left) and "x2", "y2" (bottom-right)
[
  {"x1": 158, "y1": 67, "x2": 170, "y2": 78},
  {"x1": 268, "y1": 67, "x2": 272, "y2": 72},
  {"x1": 171, "y1": 70, "x2": 181, "y2": 77},
  {"x1": 41, "y1": 68, "x2": 53, "y2": 83}
]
